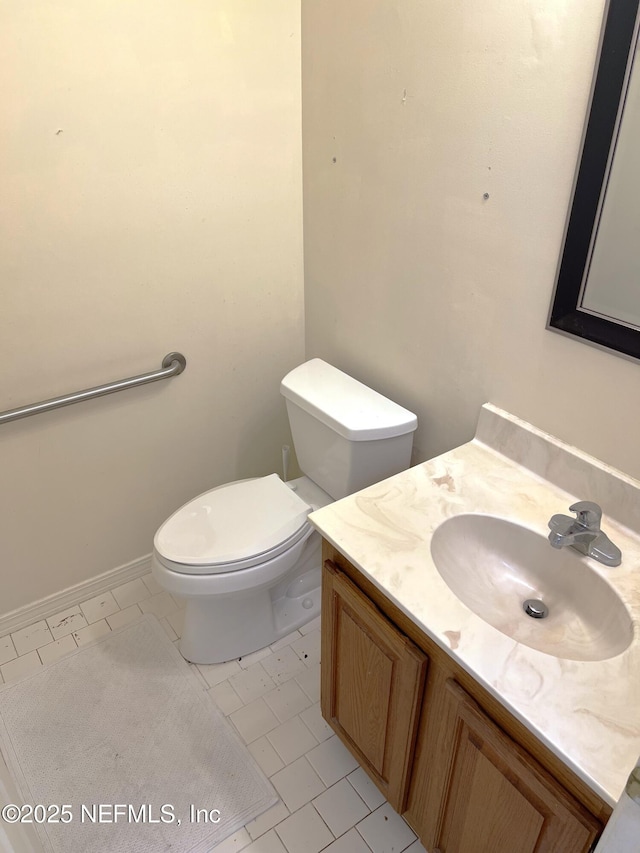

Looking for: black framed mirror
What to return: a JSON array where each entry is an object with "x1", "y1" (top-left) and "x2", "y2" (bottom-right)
[{"x1": 548, "y1": 0, "x2": 640, "y2": 360}]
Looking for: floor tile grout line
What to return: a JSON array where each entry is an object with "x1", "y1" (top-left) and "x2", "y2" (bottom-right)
[{"x1": 277, "y1": 799, "x2": 337, "y2": 849}]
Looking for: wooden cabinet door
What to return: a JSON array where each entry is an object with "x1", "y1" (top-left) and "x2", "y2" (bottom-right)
[
  {"x1": 432, "y1": 680, "x2": 601, "y2": 853},
  {"x1": 321, "y1": 560, "x2": 428, "y2": 811}
]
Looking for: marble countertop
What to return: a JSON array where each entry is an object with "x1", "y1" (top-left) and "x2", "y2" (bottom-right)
[{"x1": 308, "y1": 404, "x2": 640, "y2": 808}]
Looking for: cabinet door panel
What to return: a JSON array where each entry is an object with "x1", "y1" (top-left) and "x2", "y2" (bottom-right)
[
  {"x1": 435, "y1": 680, "x2": 600, "y2": 853},
  {"x1": 321, "y1": 560, "x2": 428, "y2": 811},
  {"x1": 335, "y1": 608, "x2": 394, "y2": 774}
]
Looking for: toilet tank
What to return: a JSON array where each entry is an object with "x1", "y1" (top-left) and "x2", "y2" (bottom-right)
[{"x1": 280, "y1": 359, "x2": 418, "y2": 500}]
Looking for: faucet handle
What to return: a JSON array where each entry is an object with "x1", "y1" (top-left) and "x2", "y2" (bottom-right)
[{"x1": 569, "y1": 501, "x2": 602, "y2": 530}]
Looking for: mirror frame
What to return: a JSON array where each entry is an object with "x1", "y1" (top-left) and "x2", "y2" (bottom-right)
[{"x1": 548, "y1": 0, "x2": 640, "y2": 360}]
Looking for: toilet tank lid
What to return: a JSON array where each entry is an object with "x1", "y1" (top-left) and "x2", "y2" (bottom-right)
[{"x1": 280, "y1": 359, "x2": 417, "y2": 441}]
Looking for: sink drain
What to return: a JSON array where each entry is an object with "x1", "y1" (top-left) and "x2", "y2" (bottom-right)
[{"x1": 523, "y1": 599, "x2": 549, "y2": 619}]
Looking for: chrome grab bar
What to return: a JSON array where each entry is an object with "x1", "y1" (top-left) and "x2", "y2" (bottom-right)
[{"x1": 0, "y1": 352, "x2": 187, "y2": 425}]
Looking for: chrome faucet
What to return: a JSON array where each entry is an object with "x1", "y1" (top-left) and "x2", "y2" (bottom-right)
[{"x1": 548, "y1": 501, "x2": 621, "y2": 566}]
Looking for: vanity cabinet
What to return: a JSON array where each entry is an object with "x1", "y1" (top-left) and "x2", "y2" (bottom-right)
[{"x1": 321, "y1": 544, "x2": 609, "y2": 853}]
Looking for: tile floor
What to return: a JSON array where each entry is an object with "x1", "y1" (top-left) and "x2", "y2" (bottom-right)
[{"x1": 0, "y1": 575, "x2": 427, "y2": 853}]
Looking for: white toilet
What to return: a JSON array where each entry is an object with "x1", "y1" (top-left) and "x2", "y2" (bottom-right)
[{"x1": 151, "y1": 359, "x2": 417, "y2": 664}]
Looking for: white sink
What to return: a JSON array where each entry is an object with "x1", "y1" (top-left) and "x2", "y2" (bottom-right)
[{"x1": 430, "y1": 514, "x2": 634, "y2": 661}]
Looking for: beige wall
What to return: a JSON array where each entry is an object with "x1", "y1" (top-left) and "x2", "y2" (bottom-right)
[
  {"x1": 5, "y1": 0, "x2": 640, "y2": 617},
  {"x1": 0, "y1": 0, "x2": 303, "y2": 614},
  {"x1": 303, "y1": 0, "x2": 640, "y2": 480}
]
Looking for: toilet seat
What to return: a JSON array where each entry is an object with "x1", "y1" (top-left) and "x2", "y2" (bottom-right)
[{"x1": 153, "y1": 474, "x2": 312, "y2": 575}]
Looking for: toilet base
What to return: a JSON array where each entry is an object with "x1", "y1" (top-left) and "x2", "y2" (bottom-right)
[
  {"x1": 167, "y1": 534, "x2": 322, "y2": 664},
  {"x1": 180, "y1": 569, "x2": 320, "y2": 664}
]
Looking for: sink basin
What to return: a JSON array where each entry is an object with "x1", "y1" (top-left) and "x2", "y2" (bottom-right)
[{"x1": 430, "y1": 514, "x2": 633, "y2": 661}]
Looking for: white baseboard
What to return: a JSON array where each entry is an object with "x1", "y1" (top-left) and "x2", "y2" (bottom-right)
[{"x1": 0, "y1": 554, "x2": 153, "y2": 638}]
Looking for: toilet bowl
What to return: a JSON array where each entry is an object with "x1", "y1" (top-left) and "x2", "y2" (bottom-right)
[
  {"x1": 152, "y1": 474, "x2": 331, "y2": 663},
  {"x1": 152, "y1": 358, "x2": 417, "y2": 664}
]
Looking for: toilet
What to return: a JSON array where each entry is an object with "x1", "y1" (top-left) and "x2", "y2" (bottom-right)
[{"x1": 151, "y1": 359, "x2": 417, "y2": 664}]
